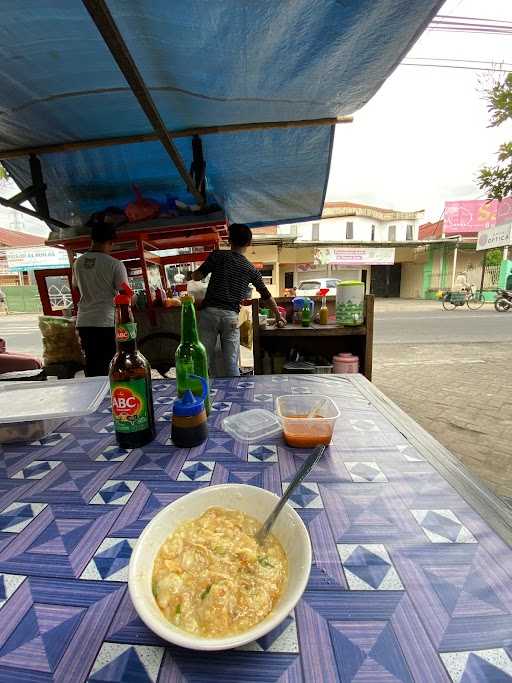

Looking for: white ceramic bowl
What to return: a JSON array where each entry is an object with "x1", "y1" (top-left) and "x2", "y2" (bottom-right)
[{"x1": 128, "y1": 483, "x2": 312, "y2": 651}]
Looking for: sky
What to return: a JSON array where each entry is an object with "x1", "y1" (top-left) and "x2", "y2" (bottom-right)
[
  {"x1": 327, "y1": 0, "x2": 512, "y2": 221},
  {"x1": 1, "y1": 0, "x2": 512, "y2": 235}
]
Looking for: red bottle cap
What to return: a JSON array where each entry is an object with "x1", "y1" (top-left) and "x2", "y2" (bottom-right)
[{"x1": 114, "y1": 282, "x2": 134, "y2": 305}]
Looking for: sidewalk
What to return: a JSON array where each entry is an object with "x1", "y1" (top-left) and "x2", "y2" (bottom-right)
[
  {"x1": 374, "y1": 298, "x2": 440, "y2": 313},
  {"x1": 373, "y1": 342, "x2": 512, "y2": 503}
]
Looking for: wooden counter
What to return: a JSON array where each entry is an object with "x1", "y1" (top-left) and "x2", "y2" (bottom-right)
[{"x1": 252, "y1": 295, "x2": 374, "y2": 379}]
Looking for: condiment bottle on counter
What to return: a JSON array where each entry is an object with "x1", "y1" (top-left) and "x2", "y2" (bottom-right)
[
  {"x1": 176, "y1": 294, "x2": 211, "y2": 413},
  {"x1": 109, "y1": 283, "x2": 156, "y2": 448},
  {"x1": 318, "y1": 288, "x2": 329, "y2": 325},
  {"x1": 301, "y1": 298, "x2": 313, "y2": 327},
  {"x1": 171, "y1": 375, "x2": 208, "y2": 447}
]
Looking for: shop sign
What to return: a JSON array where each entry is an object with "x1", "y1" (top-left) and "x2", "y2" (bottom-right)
[
  {"x1": 6, "y1": 247, "x2": 69, "y2": 272},
  {"x1": 314, "y1": 247, "x2": 395, "y2": 266},
  {"x1": 476, "y1": 223, "x2": 512, "y2": 251},
  {"x1": 496, "y1": 196, "x2": 512, "y2": 227},
  {"x1": 444, "y1": 200, "x2": 497, "y2": 235}
]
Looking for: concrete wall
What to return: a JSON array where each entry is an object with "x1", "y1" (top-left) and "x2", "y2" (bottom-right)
[
  {"x1": 400, "y1": 263, "x2": 424, "y2": 298},
  {"x1": 3, "y1": 285, "x2": 42, "y2": 312},
  {"x1": 282, "y1": 216, "x2": 420, "y2": 243}
]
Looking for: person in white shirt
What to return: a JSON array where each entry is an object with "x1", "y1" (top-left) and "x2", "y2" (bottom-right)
[{"x1": 73, "y1": 225, "x2": 128, "y2": 376}]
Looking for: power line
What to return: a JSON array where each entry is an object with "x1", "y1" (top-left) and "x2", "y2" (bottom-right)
[
  {"x1": 407, "y1": 57, "x2": 512, "y2": 65},
  {"x1": 437, "y1": 14, "x2": 512, "y2": 24},
  {"x1": 401, "y1": 63, "x2": 510, "y2": 72}
]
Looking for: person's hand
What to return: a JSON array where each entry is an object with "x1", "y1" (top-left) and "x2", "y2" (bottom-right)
[{"x1": 276, "y1": 314, "x2": 287, "y2": 328}]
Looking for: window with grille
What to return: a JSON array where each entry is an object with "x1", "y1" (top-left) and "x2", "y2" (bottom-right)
[
  {"x1": 388, "y1": 225, "x2": 396, "y2": 241},
  {"x1": 346, "y1": 222, "x2": 354, "y2": 239},
  {"x1": 371, "y1": 225, "x2": 375, "y2": 241},
  {"x1": 406, "y1": 224, "x2": 414, "y2": 240},
  {"x1": 312, "y1": 223, "x2": 320, "y2": 241}
]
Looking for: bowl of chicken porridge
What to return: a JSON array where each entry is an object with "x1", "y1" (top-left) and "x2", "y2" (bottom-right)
[{"x1": 128, "y1": 483, "x2": 312, "y2": 651}]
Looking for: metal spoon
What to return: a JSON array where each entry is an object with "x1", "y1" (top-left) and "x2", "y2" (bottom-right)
[{"x1": 255, "y1": 444, "x2": 326, "y2": 545}]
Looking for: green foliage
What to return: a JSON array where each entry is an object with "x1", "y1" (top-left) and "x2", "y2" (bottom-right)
[
  {"x1": 484, "y1": 248, "x2": 503, "y2": 266},
  {"x1": 478, "y1": 72, "x2": 512, "y2": 200}
]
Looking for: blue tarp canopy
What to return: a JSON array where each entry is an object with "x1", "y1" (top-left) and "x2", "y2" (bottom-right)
[{"x1": 0, "y1": 0, "x2": 443, "y2": 227}]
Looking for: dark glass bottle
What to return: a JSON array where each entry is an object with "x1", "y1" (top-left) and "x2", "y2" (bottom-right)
[
  {"x1": 109, "y1": 284, "x2": 155, "y2": 448},
  {"x1": 175, "y1": 294, "x2": 211, "y2": 413}
]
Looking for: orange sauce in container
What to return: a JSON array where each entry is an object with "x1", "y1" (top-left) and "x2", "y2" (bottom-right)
[{"x1": 283, "y1": 416, "x2": 334, "y2": 448}]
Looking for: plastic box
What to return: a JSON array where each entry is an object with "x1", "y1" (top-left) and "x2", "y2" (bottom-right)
[
  {"x1": 314, "y1": 364, "x2": 333, "y2": 374},
  {"x1": 276, "y1": 395, "x2": 340, "y2": 448},
  {"x1": 0, "y1": 377, "x2": 109, "y2": 444},
  {"x1": 222, "y1": 409, "x2": 282, "y2": 443}
]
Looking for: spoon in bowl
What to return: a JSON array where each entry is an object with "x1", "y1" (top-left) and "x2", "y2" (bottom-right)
[{"x1": 255, "y1": 444, "x2": 326, "y2": 545}]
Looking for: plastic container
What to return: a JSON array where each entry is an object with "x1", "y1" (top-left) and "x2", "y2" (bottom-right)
[
  {"x1": 333, "y1": 353, "x2": 359, "y2": 374},
  {"x1": 283, "y1": 361, "x2": 316, "y2": 374},
  {"x1": 336, "y1": 281, "x2": 365, "y2": 326},
  {"x1": 314, "y1": 364, "x2": 333, "y2": 374},
  {"x1": 276, "y1": 395, "x2": 340, "y2": 448},
  {"x1": 0, "y1": 377, "x2": 108, "y2": 443},
  {"x1": 222, "y1": 409, "x2": 281, "y2": 443}
]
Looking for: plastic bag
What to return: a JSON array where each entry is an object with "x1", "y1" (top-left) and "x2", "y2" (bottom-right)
[
  {"x1": 125, "y1": 185, "x2": 160, "y2": 223},
  {"x1": 38, "y1": 316, "x2": 84, "y2": 366}
]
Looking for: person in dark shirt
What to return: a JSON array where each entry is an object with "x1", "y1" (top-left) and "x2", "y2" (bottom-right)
[{"x1": 192, "y1": 223, "x2": 285, "y2": 377}]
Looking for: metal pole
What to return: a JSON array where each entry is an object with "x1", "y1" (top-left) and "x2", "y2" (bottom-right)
[
  {"x1": 0, "y1": 117, "x2": 353, "y2": 161},
  {"x1": 29, "y1": 154, "x2": 49, "y2": 218},
  {"x1": 451, "y1": 246, "x2": 458, "y2": 289},
  {"x1": 82, "y1": 0, "x2": 205, "y2": 207},
  {"x1": 0, "y1": 196, "x2": 69, "y2": 229},
  {"x1": 479, "y1": 251, "x2": 486, "y2": 295}
]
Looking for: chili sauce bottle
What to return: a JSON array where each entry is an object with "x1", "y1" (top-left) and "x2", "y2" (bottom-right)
[
  {"x1": 175, "y1": 294, "x2": 211, "y2": 413},
  {"x1": 109, "y1": 283, "x2": 155, "y2": 448}
]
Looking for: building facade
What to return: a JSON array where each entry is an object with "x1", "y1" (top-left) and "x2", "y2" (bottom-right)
[{"x1": 248, "y1": 202, "x2": 425, "y2": 298}]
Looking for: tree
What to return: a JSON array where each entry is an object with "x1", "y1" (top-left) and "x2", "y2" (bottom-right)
[
  {"x1": 478, "y1": 72, "x2": 512, "y2": 200},
  {"x1": 484, "y1": 248, "x2": 503, "y2": 267}
]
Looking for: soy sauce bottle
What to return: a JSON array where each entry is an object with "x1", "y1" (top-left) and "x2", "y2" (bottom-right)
[{"x1": 109, "y1": 283, "x2": 155, "y2": 448}]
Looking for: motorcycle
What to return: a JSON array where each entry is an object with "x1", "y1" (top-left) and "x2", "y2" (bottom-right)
[{"x1": 494, "y1": 289, "x2": 512, "y2": 312}]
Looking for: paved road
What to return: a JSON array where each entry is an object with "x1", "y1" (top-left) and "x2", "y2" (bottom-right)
[
  {"x1": 0, "y1": 315, "x2": 44, "y2": 356},
  {"x1": 374, "y1": 308, "x2": 512, "y2": 344},
  {"x1": 1, "y1": 306, "x2": 512, "y2": 355}
]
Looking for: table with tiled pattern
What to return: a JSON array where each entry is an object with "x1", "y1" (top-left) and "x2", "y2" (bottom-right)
[{"x1": 0, "y1": 374, "x2": 511, "y2": 682}]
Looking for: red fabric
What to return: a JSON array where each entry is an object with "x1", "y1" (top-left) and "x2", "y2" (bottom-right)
[{"x1": 0, "y1": 344, "x2": 42, "y2": 372}]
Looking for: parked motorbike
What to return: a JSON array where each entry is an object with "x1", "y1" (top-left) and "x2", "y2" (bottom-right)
[{"x1": 494, "y1": 289, "x2": 512, "y2": 312}]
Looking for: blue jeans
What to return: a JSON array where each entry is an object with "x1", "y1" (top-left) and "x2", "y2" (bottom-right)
[{"x1": 198, "y1": 307, "x2": 240, "y2": 377}]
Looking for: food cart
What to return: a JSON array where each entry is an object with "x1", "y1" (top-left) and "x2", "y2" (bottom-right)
[{"x1": 34, "y1": 213, "x2": 227, "y2": 376}]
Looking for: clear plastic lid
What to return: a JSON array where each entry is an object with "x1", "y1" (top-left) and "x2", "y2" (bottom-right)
[
  {"x1": 222, "y1": 409, "x2": 282, "y2": 443},
  {"x1": 0, "y1": 377, "x2": 108, "y2": 424}
]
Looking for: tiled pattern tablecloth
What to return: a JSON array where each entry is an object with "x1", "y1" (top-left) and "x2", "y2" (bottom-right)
[{"x1": 0, "y1": 375, "x2": 511, "y2": 682}]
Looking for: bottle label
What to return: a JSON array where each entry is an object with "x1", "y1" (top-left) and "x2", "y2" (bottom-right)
[
  {"x1": 111, "y1": 378, "x2": 149, "y2": 433},
  {"x1": 116, "y1": 322, "x2": 137, "y2": 342}
]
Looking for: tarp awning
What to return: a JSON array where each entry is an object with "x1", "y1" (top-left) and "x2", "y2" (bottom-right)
[{"x1": 0, "y1": 0, "x2": 443, "y2": 227}]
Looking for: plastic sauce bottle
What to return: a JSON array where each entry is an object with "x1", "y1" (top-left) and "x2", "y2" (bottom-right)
[
  {"x1": 175, "y1": 294, "x2": 211, "y2": 413},
  {"x1": 301, "y1": 298, "x2": 312, "y2": 327},
  {"x1": 171, "y1": 376, "x2": 209, "y2": 448},
  {"x1": 109, "y1": 283, "x2": 156, "y2": 448},
  {"x1": 319, "y1": 295, "x2": 329, "y2": 325}
]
